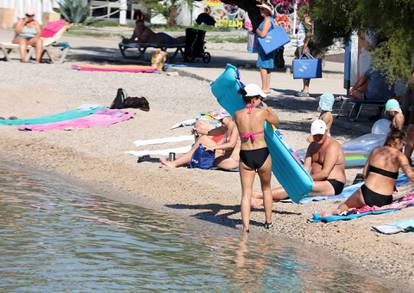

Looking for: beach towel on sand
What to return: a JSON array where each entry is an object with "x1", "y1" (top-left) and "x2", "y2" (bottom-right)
[
  {"x1": 372, "y1": 219, "x2": 414, "y2": 234},
  {"x1": 127, "y1": 145, "x2": 192, "y2": 157},
  {"x1": 134, "y1": 135, "x2": 194, "y2": 147},
  {"x1": 72, "y1": 64, "x2": 157, "y2": 73},
  {"x1": 300, "y1": 174, "x2": 409, "y2": 204},
  {"x1": 0, "y1": 105, "x2": 103, "y2": 125},
  {"x1": 18, "y1": 108, "x2": 133, "y2": 131},
  {"x1": 312, "y1": 193, "x2": 414, "y2": 223}
]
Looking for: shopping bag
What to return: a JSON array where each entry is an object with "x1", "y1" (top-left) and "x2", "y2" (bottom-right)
[
  {"x1": 292, "y1": 54, "x2": 322, "y2": 79},
  {"x1": 257, "y1": 25, "x2": 290, "y2": 54},
  {"x1": 247, "y1": 32, "x2": 257, "y2": 53}
]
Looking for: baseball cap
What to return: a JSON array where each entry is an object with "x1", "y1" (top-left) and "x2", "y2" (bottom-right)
[
  {"x1": 26, "y1": 8, "x2": 36, "y2": 16},
  {"x1": 385, "y1": 99, "x2": 401, "y2": 113},
  {"x1": 311, "y1": 119, "x2": 327, "y2": 135},
  {"x1": 318, "y1": 92, "x2": 335, "y2": 112},
  {"x1": 244, "y1": 83, "x2": 267, "y2": 98}
]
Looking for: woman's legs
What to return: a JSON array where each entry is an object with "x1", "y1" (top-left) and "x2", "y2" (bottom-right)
[
  {"x1": 334, "y1": 189, "x2": 365, "y2": 215},
  {"x1": 302, "y1": 78, "x2": 310, "y2": 94},
  {"x1": 257, "y1": 155, "x2": 273, "y2": 225},
  {"x1": 260, "y1": 68, "x2": 271, "y2": 93},
  {"x1": 28, "y1": 37, "x2": 43, "y2": 63},
  {"x1": 215, "y1": 141, "x2": 240, "y2": 170},
  {"x1": 13, "y1": 38, "x2": 28, "y2": 62},
  {"x1": 239, "y1": 162, "x2": 256, "y2": 232}
]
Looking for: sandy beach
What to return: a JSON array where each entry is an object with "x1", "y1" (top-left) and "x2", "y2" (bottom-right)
[{"x1": 1, "y1": 29, "x2": 414, "y2": 286}]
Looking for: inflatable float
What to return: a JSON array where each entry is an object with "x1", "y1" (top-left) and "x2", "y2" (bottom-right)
[
  {"x1": 210, "y1": 64, "x2": 313, "y2": 203},
  {"x1": 296, "y1": 119, "x2": 391, "y2": 168}
]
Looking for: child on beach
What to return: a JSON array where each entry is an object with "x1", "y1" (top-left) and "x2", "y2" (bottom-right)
[
  {"x1": 234, "y1": 83, "x2": 279, "y2": 232},
  {"x1": 384, "y1": 98, "x2": 404, "y2": 131},
  {"x1": 307, "y1": 92, "x2": 334, "y2": 142}
]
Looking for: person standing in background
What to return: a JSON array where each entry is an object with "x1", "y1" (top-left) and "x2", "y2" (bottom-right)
[{"x1": 295, "y1": 10, "x2": 314, "y2": 97}]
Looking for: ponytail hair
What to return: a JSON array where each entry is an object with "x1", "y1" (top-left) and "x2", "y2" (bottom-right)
[{"x1": 238, "y1": 88, "x2": 257, "y2": 105}]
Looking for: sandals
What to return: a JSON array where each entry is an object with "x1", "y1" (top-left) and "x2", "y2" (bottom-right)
[{"x1": 264, "y1": 222, "x2": 273, "y2": 229}]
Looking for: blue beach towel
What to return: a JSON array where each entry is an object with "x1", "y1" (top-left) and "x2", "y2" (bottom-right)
[
  {"x1": 372, "y1": 219, "x2": 414, "y2": 234},
  {"x1": 300, "y1": 174, "x2": 409, "y2": 204},
  {"x1": 312, "y1": 209, "x2": 396, "y2": 223},
  {"x1": 210, "y1": 64, "x2": 313, "y2": 203},
  {"x1": 0, "y1": 105, "x2": 104, "y2": 126}
]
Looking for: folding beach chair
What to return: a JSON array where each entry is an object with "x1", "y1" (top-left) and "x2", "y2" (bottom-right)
[
  {"x1": 336, "y1": 96, "x2": 386, "y2": 122},
  {"x1": 119, "y1": 40, "x2": 186, "y2": 62},
  {"x1": 0, "y1": 19, "x2": 70, "y2": 63}
]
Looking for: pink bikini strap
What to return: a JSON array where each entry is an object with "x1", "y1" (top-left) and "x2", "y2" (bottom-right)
[{"x1": 240, "y1": 130, "x2": 264, "y2": 142}]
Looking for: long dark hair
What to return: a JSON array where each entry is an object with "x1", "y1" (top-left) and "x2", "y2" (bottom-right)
[{"x1": 384, "y1": 129, "x2": 405, "y2": 147}]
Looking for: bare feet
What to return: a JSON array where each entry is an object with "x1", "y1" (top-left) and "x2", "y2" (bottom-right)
[{"x1": 160, "y1": 158, "x2": 176, "y2": 168}]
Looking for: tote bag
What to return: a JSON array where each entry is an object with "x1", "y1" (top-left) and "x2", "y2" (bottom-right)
[
  {"x1": 292, "y1": 53, "x2": 322, "y2": 79},
  {"x1": 257, "y1": 25, "x2": 290, "y2": 55}
]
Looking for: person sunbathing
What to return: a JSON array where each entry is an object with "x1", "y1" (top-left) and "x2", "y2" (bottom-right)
[
  {"x1": 127, "y1": 11, "x2": 185, "y2": 46},
  {"x1": 234, "y1": 84, "x2": 279, "y2": 232},
  {"x1": 160, "y1": 114, "x2": 240, "y2": 171},
  {"x1": 13, "y1": 8, "x2": 43, "y2": 63},
  {"x1": 252, "y1": 120, "x2": 346, "y2": 207},
  {"x1": 330, "y1": 130, "x2": 414, "y2": 215}
]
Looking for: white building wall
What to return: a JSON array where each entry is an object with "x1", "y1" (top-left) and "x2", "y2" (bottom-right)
[{"x1": 0, "y1": 0, "x2": 58, "y2": 24}]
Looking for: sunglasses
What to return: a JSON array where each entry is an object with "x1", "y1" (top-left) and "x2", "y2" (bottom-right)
[{"x1": 26, "y1": 14, "x2": 35, "y2": 17}]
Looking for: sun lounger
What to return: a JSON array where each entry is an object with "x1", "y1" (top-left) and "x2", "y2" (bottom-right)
[
  {"x1": 0, "y1": 19, "x2": 70, "y2": 63},
  {"x1": 336, "y1": 96, "x2": 386, "y2": 122},
  {"x1": 118, "y1": 41, "x2": 185, "y2": 61}
]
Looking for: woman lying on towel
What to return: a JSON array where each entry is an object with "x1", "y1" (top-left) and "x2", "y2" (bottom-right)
[
  {"x1": 331, "y1": 130, "x2": 414, "y2": 215},
  {"x1": 160, "y1": 113, "x2": 240, "y2": 171},
  {"x1": 126, "y1": 10, "x2": 185, "y2": 46}
]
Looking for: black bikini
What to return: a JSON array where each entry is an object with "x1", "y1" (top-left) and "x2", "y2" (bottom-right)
[
  {"x1": 327, "y1": 179, "x2": 345, "y2": 195},
  {"x1": 361, "y1": 165, "x2": 398, "y2": 207},
  {"x1": 240, "y1": 148, "x2": 270, "y2": 171}
]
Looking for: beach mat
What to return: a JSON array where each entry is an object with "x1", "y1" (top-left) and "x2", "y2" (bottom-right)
[
  {"x1": 300, "y1": 174, "x2": 409, "y2": 204},
  {"x1": 372, "y1": 219, "x2": 414, "y2": 234},
  {"x1": 134, "y1": 135, "x2": 194, "y2": 147},
  {"x1": 0, "y1": 105, "x2": 103, "y2": 126},
  {"x1": 312, "y1": 193, "x2": 414, "y2": 223},
  {"x1": 72, "y1": 64, "x2": 157, "y2": 73},
  {"x1": 127, "y1": 145, "x2": 192, "y2": 157},
  {"x1": 18, "y1": 108, "x2": 134, "y2": 131}
]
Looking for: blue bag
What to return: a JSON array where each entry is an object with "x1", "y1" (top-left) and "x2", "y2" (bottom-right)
[
  {"x1": 292, "y1": 54, "x2": 322, "y2": 79},
  {"x1": 257, "y1": 25, "x2": 290, "y2": 55},
  {"x1": 188, "y1": 144, "x2": 215, "y2": 169}
]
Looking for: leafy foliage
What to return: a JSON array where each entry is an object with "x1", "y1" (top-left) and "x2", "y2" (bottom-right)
[
  {"x1": 145, "y1": 0, "x2": 193, "y2": 26},
  {"x1": 310, "y1": 0, "x2": 414, "y2": 83},
  {"x1": 57, "y1": 0, "x2": 91, "y2": 24}
]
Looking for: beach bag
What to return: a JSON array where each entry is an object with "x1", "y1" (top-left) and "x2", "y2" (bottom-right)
[
  {"x1": 292, "y1": 53, "x2": 322, "y2": 79},
  {"x1": 247, "y1": 32, "x2": 257, "y2": 53},
  {"x1": 188, "y1": 144, "x2": 215, "y2": 169},
  {"x1": 257, "y1": 25, "x2": 290, "y2": 55}
]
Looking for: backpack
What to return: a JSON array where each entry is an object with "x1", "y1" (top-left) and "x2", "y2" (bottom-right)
[
  {"x1": 109, "y1": 88, "x2": 150, "y2": 111},
  {"x1": 188, "y1": 144, "x2": 215, "y2": 169}
]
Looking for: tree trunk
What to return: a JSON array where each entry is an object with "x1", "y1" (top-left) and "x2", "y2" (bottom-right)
[{"x1": 221, "y1": 0, "x2": 263, "y2": 31}]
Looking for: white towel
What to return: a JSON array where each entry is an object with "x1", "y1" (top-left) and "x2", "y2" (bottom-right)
[
  {"x1": 134, "y1": 135, "x2": 194, "y2": 147},
  {"x1": 127, "y1": 145, "x2": 192, "y2": 157},
  {"x1": 170, "y1": 119, "x2": 197, "y2": 129}
]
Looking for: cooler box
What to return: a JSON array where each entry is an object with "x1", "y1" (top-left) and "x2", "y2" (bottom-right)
[{"x1": 292, "y1": 56, "x2": 322, "y2": 79}]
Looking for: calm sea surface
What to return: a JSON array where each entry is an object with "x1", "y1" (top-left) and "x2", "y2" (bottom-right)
[{"x1": 0, "y1": 161, "x2": 403, "y2": 292}]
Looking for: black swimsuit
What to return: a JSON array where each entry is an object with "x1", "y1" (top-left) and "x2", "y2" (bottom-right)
[
  {"x1": 361, "y1": 165, "x2": 398, "y2": 207},
  {"x1": 327, "y1": 179, "x2": 345, "y2": 195},
  {"x1": 240, "y1": 147, "x2": 270, "y2": 171}
]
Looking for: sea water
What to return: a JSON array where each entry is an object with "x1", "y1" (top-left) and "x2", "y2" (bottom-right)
[{"x1": 0, "y1": 161, "x2": 404, "y2": 292}]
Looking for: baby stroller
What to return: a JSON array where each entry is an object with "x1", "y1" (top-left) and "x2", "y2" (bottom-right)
[{"x1": 184, "y1": 28, "x2": 211, "y2": 63}]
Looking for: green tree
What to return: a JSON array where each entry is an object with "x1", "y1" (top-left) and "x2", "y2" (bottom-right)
[
  {"x1": 310, "y1": 0, "x2": 414, "y2": 84},
  {"x1": 145, "y1": 0, "x2": 193, "y2": 26}
]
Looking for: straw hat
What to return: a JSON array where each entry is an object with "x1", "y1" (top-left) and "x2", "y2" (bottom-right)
[{"x1": 256, "y1": 2, "x2": 274, "y2": 16}]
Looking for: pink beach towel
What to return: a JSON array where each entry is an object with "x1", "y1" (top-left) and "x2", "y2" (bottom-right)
[
  {"x1": 357, "y1": 193, "x2": 414, "y2": 213},
  {"x1": 41, "y1": 19, "x2": 66, "y2": 38},
  {"x1": 18, "y1": 109, "x2": 134, "y2": 131},
  {"x1": 72, "y1": 64, "x2": 157, "y2": 73}
]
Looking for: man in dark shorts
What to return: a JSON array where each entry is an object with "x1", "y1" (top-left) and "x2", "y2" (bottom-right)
[{"x1": 251, "y1": 120, "x2": 346, "y2": 206}]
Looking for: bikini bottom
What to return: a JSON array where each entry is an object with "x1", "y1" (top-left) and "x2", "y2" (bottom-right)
[
  {"x1": 361, "y1": 184, "x2": 393, "y2": 207},
  {"x1": 239, "y1": 147, "x2": 269, "y2": 171},
  {"x1": 327, "y1": 179, "x2": 345, "y2": 195}
]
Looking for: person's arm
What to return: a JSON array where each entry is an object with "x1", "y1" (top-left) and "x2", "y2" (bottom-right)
[
  {"x1": 212, "y1": 123, "x2": 239, "y2": 151},
  {"x1": 256, "y1": 18, "x2": 271, "y2": 38},
  {"x1": 392, "y1": 113, "x2": 405, "y2": 131},
  {"x1": 263, "y1": 103, "x2": 279, "y2": 127},
  {"x1": 304, "y1": 146, "x2": 313, "y2": 173},
  {"x1": 34, "y1": 21, "x2": 41, "y2": 38},
  {"x1": 15, "y1": 19, "x2": 24, "y2": 34},
  {"x1": 399, "y1": 153, "x2": 414, "y2": 181},
  {"x1": 350, "y1": 75, "x2": 368, "y2": 93},
  {"x1": 311, "y1": 144, "x2": 339, "y2": 181}
]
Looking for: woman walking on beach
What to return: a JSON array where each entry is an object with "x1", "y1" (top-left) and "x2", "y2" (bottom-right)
[
  {"x1": 255, "y1": 2, "x2": 276, "y2": 94},
  {"x1": 235, "y1": 84, "x2": 279, "y2": 232},
  {"x1": 331, "y1": 130, "x2": 414, "y2": 214}
]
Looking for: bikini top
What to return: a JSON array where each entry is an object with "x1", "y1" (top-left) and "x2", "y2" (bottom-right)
[
  {"x1": 367, "y1": 165, "x2": 398, "y2": 179},
  {"x1": 239, "y1": 103, "x2": 264, "y2": 142}
]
